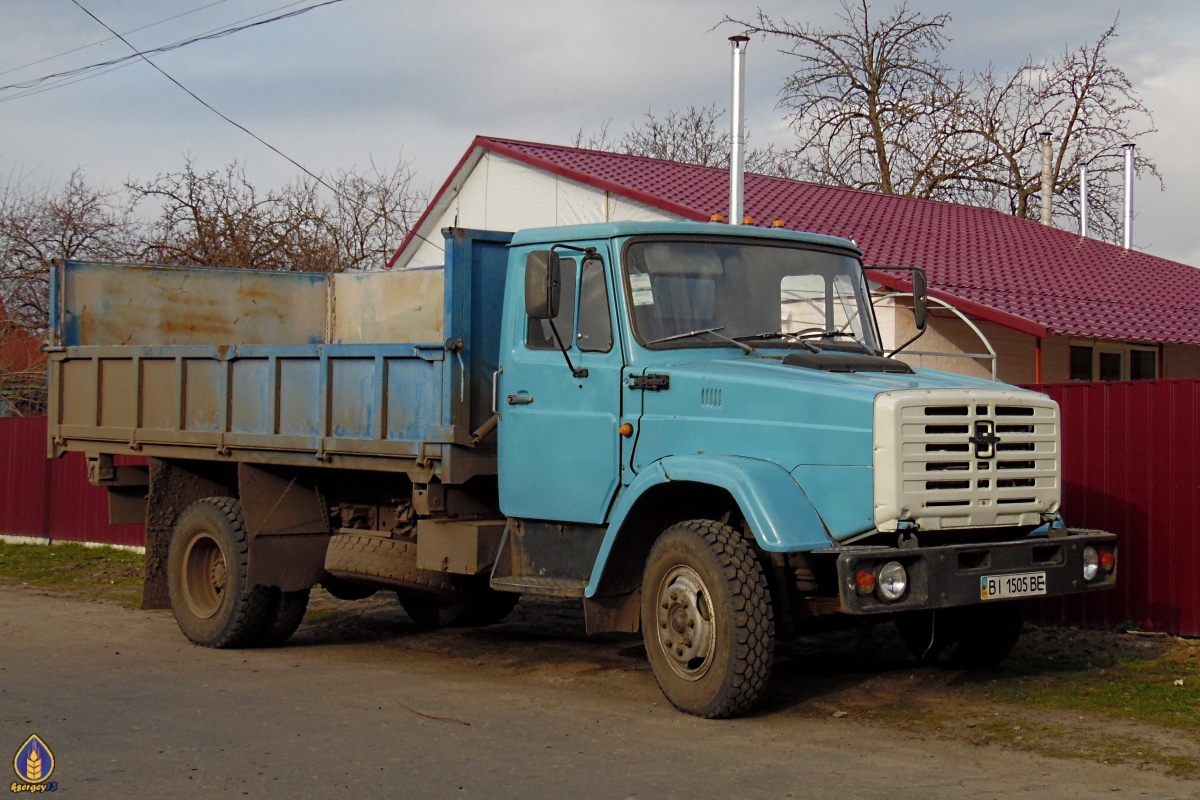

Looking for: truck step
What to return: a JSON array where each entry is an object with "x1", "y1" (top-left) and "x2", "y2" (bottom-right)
[{"x1": 489, "y1": 576, "x2": 587, "y2": 597}]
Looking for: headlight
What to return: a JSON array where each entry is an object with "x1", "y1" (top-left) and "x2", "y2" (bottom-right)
[
  {"x1": 1082, "y1": 546, "x2": 1099, "y2": 581},
  {"x1": 876, "y1": 561, "x2": 908, "y2": 601}
]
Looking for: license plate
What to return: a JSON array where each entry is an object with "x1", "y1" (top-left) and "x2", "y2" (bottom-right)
[{"x1": 980, "y1": 572, "x2": 1046, "y2": 600}]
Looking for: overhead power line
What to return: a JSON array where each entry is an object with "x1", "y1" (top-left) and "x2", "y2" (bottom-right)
[
  {"x1": 2, "y1": 0, "x2": 345, "y2": 96},
  {"x1": 65, "y1": 0, "x2": 444, "y2": 254},
  {"x1": 0, "y1": 0, "x2": 235, "y2": 79}
]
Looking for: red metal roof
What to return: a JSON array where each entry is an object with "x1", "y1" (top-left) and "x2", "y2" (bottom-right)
[{"x1": 396, "y1": 136, "x2": 1200, "y2": 344}]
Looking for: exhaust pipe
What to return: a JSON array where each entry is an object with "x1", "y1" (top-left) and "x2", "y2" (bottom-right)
[
  {"x1": 1123, "y1": 143, "x2": 1135, "y2": 249},
  {"x1": 1080, "y1": 164, "x2": 1088, "y2": 238},
  {"x1": 1040, "y1": 131, "x2": 1053, "y2": 226},
  {"x1": 729, "y1": 35, "x2": 749, "y2": 226}
]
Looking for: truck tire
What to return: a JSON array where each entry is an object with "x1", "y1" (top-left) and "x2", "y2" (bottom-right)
[
  {"x1": 324, "y1": 533, "x2": 467, "y2": 600},
  {"x1": 398, "y1": 585, "x2": 520, "y2": 628},
  {"x1": 640, "y1": 520, "x2": 774, "y2": 719},
  {"x1": 259, "y1": 588, "x2": 310, "y2": 647},
  {"x1": 167, "y1": 497, "x2": 275, "y2": 648},
  {"x1": 895, "y1": 602, "x2": 1024, "y2": 669}
]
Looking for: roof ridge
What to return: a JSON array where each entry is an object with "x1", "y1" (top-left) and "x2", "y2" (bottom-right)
[{"x1": 480, "y1": 136, "x2": 1094, "y2": 235}]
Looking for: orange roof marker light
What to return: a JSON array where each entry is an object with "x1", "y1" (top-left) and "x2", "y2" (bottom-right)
[
  {"x1": 743, "y1": 216, "x2": 754, "y2": 225},
  {"x1": 710, "y1": 213, "x2": 724, "y2": 222},
  {"x1": 772, "y1": 220, "x2": 786, "y2": 228}
]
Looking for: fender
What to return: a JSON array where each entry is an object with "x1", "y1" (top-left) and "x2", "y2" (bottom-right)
[{"x1": 585, "y1": 454, "x2": 833, "y2": 598}]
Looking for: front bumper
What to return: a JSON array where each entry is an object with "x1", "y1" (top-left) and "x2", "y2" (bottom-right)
[{"x1": 820, "y1": 529, "x2": 1117, "y2": 614}]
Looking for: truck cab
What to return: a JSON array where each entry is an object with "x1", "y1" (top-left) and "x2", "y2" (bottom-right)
[{"x1": 494, "y1": 221, "x2": 1116, "y2": 716}]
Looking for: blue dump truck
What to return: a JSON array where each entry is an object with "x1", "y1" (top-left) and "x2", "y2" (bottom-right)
[{"x1": 47, "y1": 222, "x2": 1117, "y2": 717}]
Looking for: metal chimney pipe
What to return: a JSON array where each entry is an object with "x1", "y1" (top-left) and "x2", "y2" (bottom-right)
[
  {"x1": 1040, "y1": 131, "x2": 1053, "y2": 226},
  {"x1": 1123, "y1": 143, "x2": 1135, "y2": 249},
  {"x1": 729, "y1": 35, "x2": 749, "y2": 226},
  {"x1": 1079, "y1": 164, "x2": 1088, "y2": 238}
]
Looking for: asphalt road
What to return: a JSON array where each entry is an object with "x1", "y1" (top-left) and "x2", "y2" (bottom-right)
[{"x1": 0, "y1": 589, "x2": 1192, "y2": 799}]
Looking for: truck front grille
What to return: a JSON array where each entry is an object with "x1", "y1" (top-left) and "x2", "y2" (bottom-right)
[{"x1": 873, "y1": 390, "x2": 1060, "y2": 532}]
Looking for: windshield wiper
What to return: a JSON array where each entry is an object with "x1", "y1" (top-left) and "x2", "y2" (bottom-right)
[
  {"x1": 788, "y1": 328, "x2": 878, "y2": 355},
  {"x1": 733, "y1": 332, "x2": 821, "y2": 353},
  {"x1": 790, "y1": 328, "x2": 855, "y2": 339},
  {"x1": 647, "y1": 326, "x2": 755, "y2": 354}
]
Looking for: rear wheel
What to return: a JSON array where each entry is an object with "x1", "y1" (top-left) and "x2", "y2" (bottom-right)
[
  {"x1": 259, "y1": 588, "x2": 311, "y2": 646},
  {"x1": 167, "y1": 497, "x2": 275, "y2": 648},
  {"x1": 640, "y1": 520, "x2": 774, "y2": 719}
]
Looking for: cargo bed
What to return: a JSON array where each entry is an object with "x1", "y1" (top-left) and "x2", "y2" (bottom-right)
[{"x1": 46, "y1": 229, "x2": 512, "y2": 483}]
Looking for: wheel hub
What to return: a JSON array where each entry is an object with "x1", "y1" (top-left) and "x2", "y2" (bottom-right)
[
  {"x1": 182, "y1": 532, "x2": 227, "y2": 620},
  {"x1": 654, "y1": 565, "x2": 716, "y2": 681}
]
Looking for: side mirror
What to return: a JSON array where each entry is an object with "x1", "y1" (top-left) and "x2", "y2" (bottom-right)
[
  {"x1": 912, "y1": 268, "x2": 928, "y2": 332},
  {"x1": 525, "y1": 250, "x2": 561, "y2": 320}
]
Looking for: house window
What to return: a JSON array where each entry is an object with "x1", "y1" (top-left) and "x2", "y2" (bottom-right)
[
  {"x1": 1130, "y1": 349, "x2": 1156, "y2": 381},
  {"x1": 1069, "y1": 342, "x2": 1158, "y2": 381},
  {"x1": 1069, "y1": 346, "x2": 1092, "y2": 381}
]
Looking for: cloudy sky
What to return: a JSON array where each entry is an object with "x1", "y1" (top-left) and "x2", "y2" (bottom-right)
[{"x1": 3, "y1": 0, "x2": 1198, "y2": 265}]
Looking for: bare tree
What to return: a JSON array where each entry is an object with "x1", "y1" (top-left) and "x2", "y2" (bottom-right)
[
  {"x1": 724, "y1": 3, "x2": 1158, "y2": 242},
  {"x1": 0, "y1": 168, "x2": 138, "y2": 334},
  {"x1": 722, "y1": 1, "x2": 982, "y2": 198},
  {"x1": 0, "y1": 168, "x2": 138, "y2": 414},
  {"x1": 131, "y1": 157, "x2": 426, "y2": 273},
  {"x1": 965, "y1": 19, "x2": 1158, "y2": 242},
  {"x1": 130, "y1": 160, "x2": 330, "y2": 272},
  {"x1": 572, "y1": 118, "x2": 618, "y2": 152},
  {"x1": 324, "y1": 156, "x2": 428, "y2": 271},
  {"x1": 574, "y1": 103, "x2": 794, "y2": 177}
]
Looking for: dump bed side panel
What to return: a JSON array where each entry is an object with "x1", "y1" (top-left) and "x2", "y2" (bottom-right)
[
  {"x1": 55, "y1": 262, "x2": 329, "y2": 347},
  {"x1": 47, "y1": 228, "x2": 514, "y2": 483}
]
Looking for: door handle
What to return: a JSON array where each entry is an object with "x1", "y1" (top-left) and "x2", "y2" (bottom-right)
[{"x1": 507, "y1": 395, "x2": 534, "y2": 405}]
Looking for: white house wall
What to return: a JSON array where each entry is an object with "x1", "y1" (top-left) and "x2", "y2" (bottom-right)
[{"x1": 403, "y1": 151, "x2": 680, "y2": 268}]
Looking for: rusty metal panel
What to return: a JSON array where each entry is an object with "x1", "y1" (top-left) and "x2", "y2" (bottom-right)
[
  {"x1": 386, "y1": 357, "x2": 443, "y2": 440},
  {"x1": 59, "y1": 261, "x2": 327, "y2": 347},
  {"x1": 230, "y1": 358, "x2": 271, "y2": 434},
  {"x1": 59, "y1": 359, "x2": 97, "y2": 427},
  {"x1": 182, "y1": 358, "x2": 224, "y2": 431},
  {"x1": 139, "y1": 358, "x2": 177, "y2": 430},
  {"x1": 98, "y1": 358, "x2": 136, "y2": 429},
  {"x1": 278, "y1": 359, "x2": 320, "y2": 436},
  {"x1": 329, "y1": 358, "x2": 376, "y2": 438},
  {"x1": 1027, "y1": 379, "x2": 1200, "y2": 636},
  {"x1": 332, "y1": 269, "x2": 443, "y2": 344}
]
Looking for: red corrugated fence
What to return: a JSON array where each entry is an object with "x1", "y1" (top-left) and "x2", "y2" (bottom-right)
[
  {"x1": 3, "y1": 379, "x2": 1199, "y2": 634},
  {"x1": 0, "y1": 416, "x2": 143, "y2": 547},
  {"x1": 1027, "y1": 379, "x2": 1200, "y2": 636}
]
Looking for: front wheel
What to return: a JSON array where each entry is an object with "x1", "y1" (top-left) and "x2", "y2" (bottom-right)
[{"x1": 640, "y1": 520, "x2": 774, "y2": 718}]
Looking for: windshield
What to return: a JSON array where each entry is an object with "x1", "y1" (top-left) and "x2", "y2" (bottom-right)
[{"x1": 623, "y1": 238, "x2": 880, "y2": 352}]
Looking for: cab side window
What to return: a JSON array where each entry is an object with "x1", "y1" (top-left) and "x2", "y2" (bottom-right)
[
  {"x1": 526, "y1": 258, "x2": 577, "y2": 350},
  {"x1": 576, "y1": 257, "x2": 613, "y2": 353}
]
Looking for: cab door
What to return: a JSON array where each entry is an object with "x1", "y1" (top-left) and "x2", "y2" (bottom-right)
[{"x1": 498, "y1": 245, "x2": 623, "y2": 523}]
